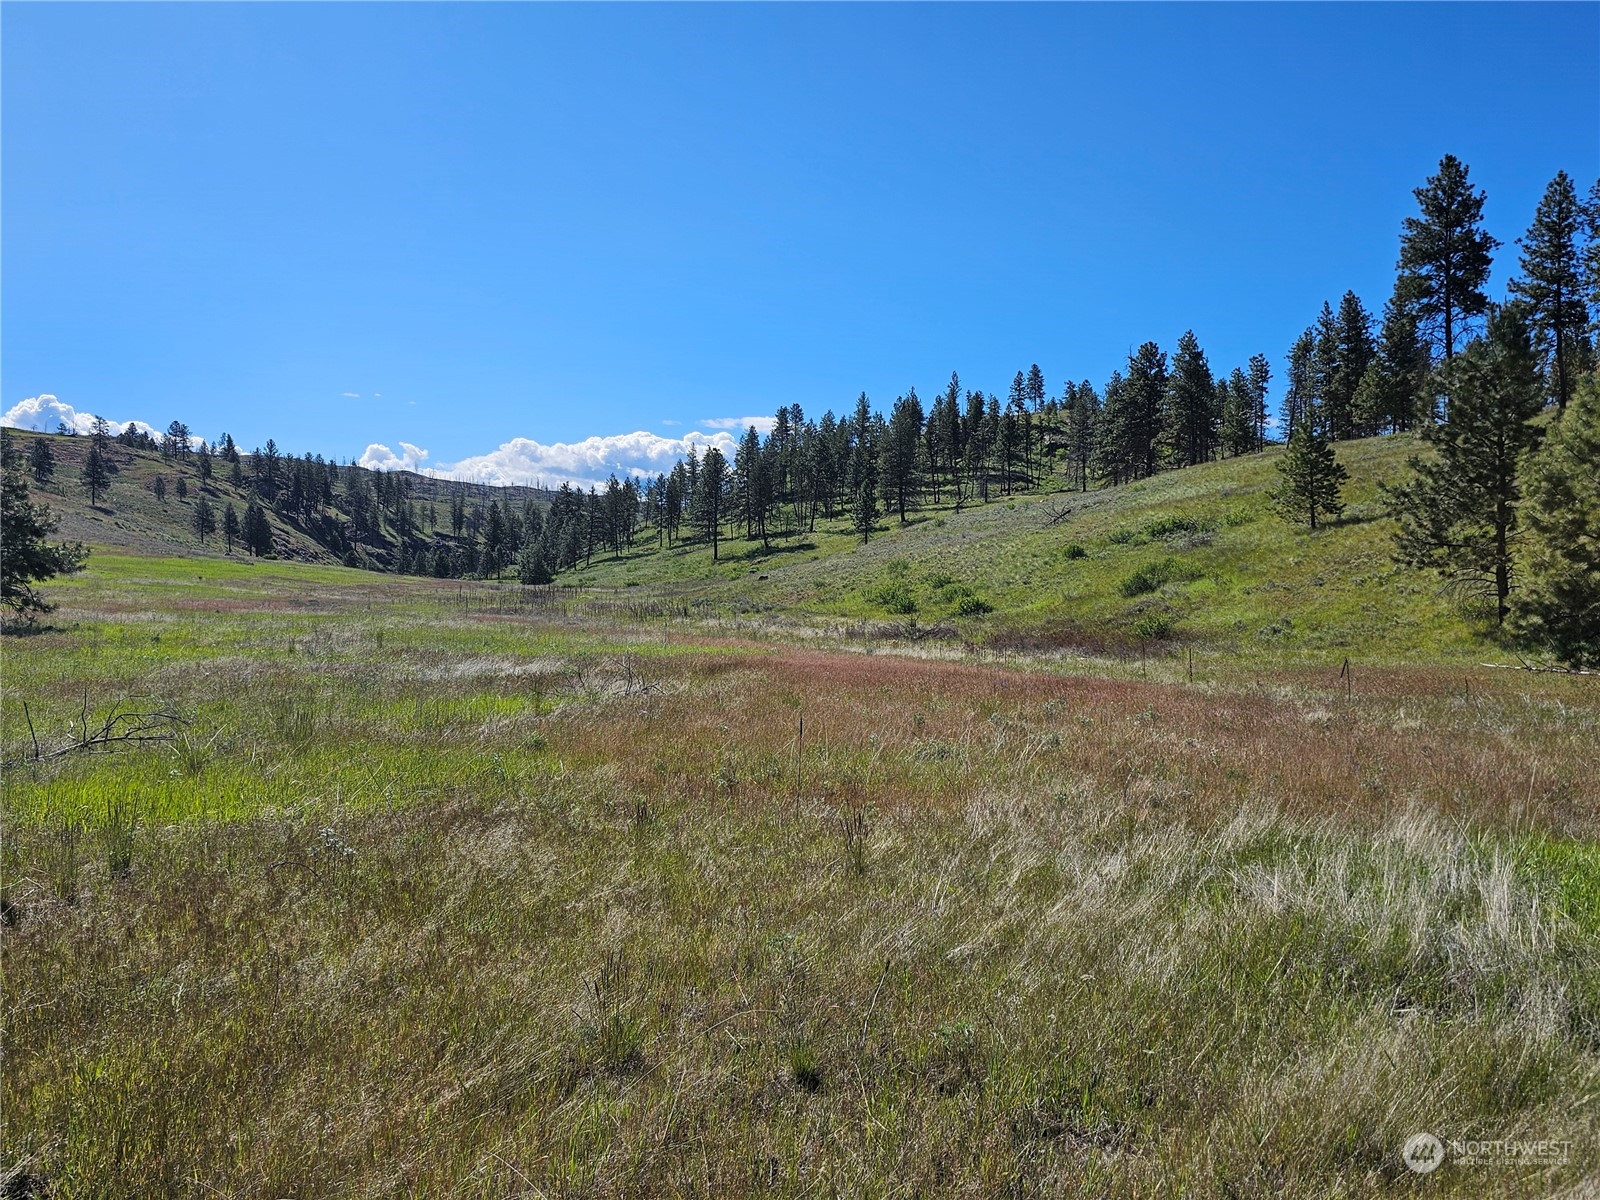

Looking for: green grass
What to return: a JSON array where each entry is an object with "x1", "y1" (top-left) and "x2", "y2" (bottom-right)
[
  {"x1": 569, "y1": 434, "x2": 1489, "y2": 664},
  {"x1": 2, "y1": 451, "x2": 1597, "y2": 1194}
]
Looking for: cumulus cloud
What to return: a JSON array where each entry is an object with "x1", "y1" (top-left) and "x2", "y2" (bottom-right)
[
  {"x1": 1, "y1": 394, "x2": 164, "y2": 441},
  {"x1": 358, "y1": 441, "x2": 431, "y2": 472},
  {"x1": 359, "y1": 429, "x2": 738, "y2": 490},
  {"x1": 439, "y1": 429, "x2": 741, "y2": 490},
  {"x1": 701, "y1": 415, "x2": 778, "y2": 434}
]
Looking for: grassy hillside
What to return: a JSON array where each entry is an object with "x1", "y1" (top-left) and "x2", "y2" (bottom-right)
[
  {"x1": 5, "y1": 428, "x2": 553, "y2": 569},
  {"x1": 571, "y1": 433, "x2": 1486, "y2": 664}
]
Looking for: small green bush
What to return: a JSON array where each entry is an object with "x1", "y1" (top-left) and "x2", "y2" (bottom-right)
[
  {"x1": 870, "y1": 581, "x2": 917, "y2": 614},
  {"x1": 1063, "y1": 543, "x2": 1087, "y2": 560},
  {"x1": 954, "y1": 595, "x2": 993, "y2": 617},
  {"x1": 1118, "y1": 558, "x2": 1201, "y2": 597},
  {"x1": 1131, "y1": 612, "x2": 1173, "y2": 640}
]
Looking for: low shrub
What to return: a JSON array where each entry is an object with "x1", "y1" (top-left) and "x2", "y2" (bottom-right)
[{"x1": 1118, "y1": 558, "x2": 1202, "y2": 597}]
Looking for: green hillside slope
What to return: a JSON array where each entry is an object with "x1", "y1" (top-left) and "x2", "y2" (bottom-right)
[{"x1": 570, "y1": 433, "x2": 1486, "y2": 662}]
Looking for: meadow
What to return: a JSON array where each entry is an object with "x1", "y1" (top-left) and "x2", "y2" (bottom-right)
[{"x1": 2, "y1": 546, "x2": 1597, "y2": 1198}]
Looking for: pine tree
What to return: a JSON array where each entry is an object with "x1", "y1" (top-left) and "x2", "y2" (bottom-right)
[
  {"x1": 1091, "y1": 370, "x2": 1133, "y2": 486},
  {"x1": 518, "y1": 544, "x2": 553, "y2": 585},
  {"x1": 1397, "y1": 154, "x2": 1499, "y2": 364},
  {"x1": 1509, "y1": 170, "x2": 1590, "y2": 410},
  {"x1": 1164, "y1": 330, "x2": 1215, "y2": 467},
  {"x1": 690, "y1": 447, "x2": 727, "y2": 560},
  {"x1": 1246, "y1": 354, "x2": 1272, "y2": 451},
  {"x1": 1066, "y1": 380, "x2": 1099, "y2": 491},
  {"x1": 1, "y1": 429, "x2": 87, "y2": 618},
  {"x1": 848, "y1": 394, "x2": 879, "y2": 541},
  {"x1": 1269, "y1": 412, "x2": 1348, "y2": 531},
  {"x1": 28, "y1": 438, "x2": 55, "y2": 486},
  {"x1": 1283, "y1": 328, "x2": 1316, "y2": 438},
  {"x1": 883, "y1": 392, "x2": 924, "y2": 523},
  {"x1": 1386, "y1": 304, "x2": 1544, "y2": 625},
  {"x1": 1219, "y1": 368, "x2": 1255, "y2": 458},
  {"x1": 192, "y1": 496, "x2": 216, "y2": 544},
  {"x1": 1509, "y1": 370, "x2": 1600, "y2": 664},
  {"x1": 1355, "y1": 291, "x2": 1433, "y2": 433},
  {"x1": 1327, "y1": 291, "x2": 1376, "y2": 440},
  {"x1": 80, "y1": 446, "x2": 111, "y2": 508},
  {"x1": 223, "y1": 502, "x2": 240, "y2": 553},
  {"x1": 244, "y1": 500, "x2": 274, "y2": 557},
  {"x1": 1124, "y1": 342, "x2": 1167, "y2": 479}
]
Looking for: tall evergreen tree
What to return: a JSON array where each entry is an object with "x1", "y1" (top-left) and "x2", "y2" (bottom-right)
[
  {"x1": 1509, "y1": 370, "x2": 1600, "y2": 664},
  {"x1": 1, "y1": 429, "x2": 87, "y2": 618},
  {"x1": 1065, "y1": 380, "x2": 1099, "y2": 491},
  {"x1": 690, "y1": 447, "x2": 728, "y2": 560},
  {"x1": 1509, "y1": 170, "x2": 1590, "y2": 409},
  {"x1": 848, "y1": 393, "x2": 879, "y2": 540},
  {"x1": 1091, "y1": 370, "x2": 1134, "y2": 486},
  {"x1": 1355, "y1": 290, "x2": 1433, "y2": 433},
  {"x1": 192, "y1": 496, "x2": 216, "y2": 544},
  {"x1": 1327, "y1": 291, "x2": 1376, "y2": 439},
  {"x1": 1386, "y1": 304, "x2": 1544, "y2": 625},
  {"x1": 28, "y1": 438, "x2": 55, "y2": 486},
  {"x1": 1246, "y1": 354, "x2": 1272, "y2": 451},
  {"x1": 1283, "y1": 328, "x2": 1316, "y2": 438},
  {"x1": 883, "y1": 391, "x2": 924, "y2": 523},
  {"x1": 1124, "y1": 342, "x2": 1168, "y2": 479},
  {"x1": 1219, "y1": 368, "x2": 1255, "y2": 458},
  {"x1": 223, "y1": 502, "x2": 240, "y2": 553},
  {"x1": 80, "y1": 446, "x2": 111, "y2": 509},
  {"x1": 1397, "y1": 154, "x2": 1499, "y2": 365},
  {"x1": 1163, "y1": 330, "x2": 1215, "y2": 466},
  {"x1": 1269, "y1": 413, "x2": 1348, "y2": 531}
]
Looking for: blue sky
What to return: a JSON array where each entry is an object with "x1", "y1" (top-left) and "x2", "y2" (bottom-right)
[{"x1": 4, "y1": 3, "x2": 1596, "y2": 486}]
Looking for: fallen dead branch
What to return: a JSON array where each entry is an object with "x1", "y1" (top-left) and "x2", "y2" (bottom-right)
[{"x1": 14, "y1": 698, "x2": 189, "y2": 764}]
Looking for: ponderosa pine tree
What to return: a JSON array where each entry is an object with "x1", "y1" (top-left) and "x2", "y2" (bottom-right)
[
  {"x1": 80, "y1": 446, "x2": 111, "y2": 509},
  {"x1": 847, "y1": 399, "x2": 878, "y2": 543},
  {"x1": 690, "y1": 446, "x2": 727, "y2": 560},
  {"x1": 223, "y1": 502, "x2": 240, "y2": 553},
  {"x1": 244, "y1": 500, "x2": 273, "y2": 557},
  {"x1": 192, "y1": 496, "x2": 216, "y2": 544},
  {"x1": 1066, "y1": 380, "x2": 1099, "y2": 491},
  {"x1": 1397, "y1": 154, "x2": 1499, "y2": 366},
  {"x1": 1509, "y1": 170, "x2": 1590, "y2": 410},
  {"x1": 1386, "y1": 304, "x2": 1544, "y2": 625},
  {"x1": 1219, "y1": 367, "x2": 1255, "y2": 458},
  {"x1": 1091, "y1": 371, "x2": 1133, "y2": 486},
  {"x1": 1328, "y1": 291, "x2": 1376, "y2": 440},
  {"x1": 1509, "y1": 370, "x2": 1600, "y2": 664},
  {"x1": 1247, "y1": 354, "x2": 1272, "y2": 450},
  {"x1": 1124, "y1": 342, "x2": 1168, "y2": 479},
  {"x1": 883, "y1": 392, "x2": 924, "y2": 523},
  {"x1": 1164, "y1": 330, "x2": 1215, "y2": 467},
  {"x1": 1269, "y1": 409, "x2": 1347, "y2": 531},
  {"x1": 1, "y1": 429, "x2": 87, "y2": 619},
  {"x1": 28, "y1": 438, "x2": 55, "y2": 486},
  {"x1": 1283, "y1": 328, "x2": 1316, "y2": 438},
  {"x1": 1355, "y1": 290, "x2": 1433, "y2": 433}
]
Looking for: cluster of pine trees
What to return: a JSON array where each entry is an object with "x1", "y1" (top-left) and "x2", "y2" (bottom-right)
[{"x1": 1266, "y1": 158, "x2": 1600, "y2": 663}]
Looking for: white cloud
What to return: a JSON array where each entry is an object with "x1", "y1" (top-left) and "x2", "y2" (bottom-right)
[
  {"x1": 701, "y1": 415, "x2": 778, "y2": 434},
  {"x1": 358, "y1": 441, "x2": 430, "y2": 472},
  {"x1": 341, "y1": 392, "x2": 361, "y2": 398},
  {"x1": 1, "y1": 394, "x2": 164, "y2": 441},
  {"x1": 660, "y1": 418, "x2": 682, "y2": 426},
  {"x1": 364, "y1": 429, "x2": 739, "y2": 491}
]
